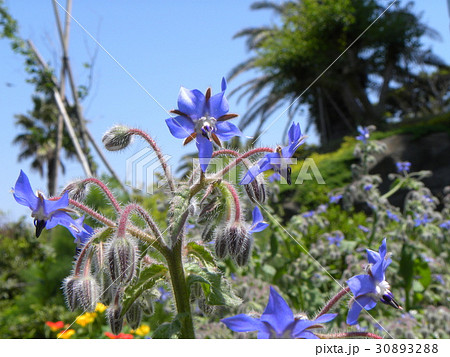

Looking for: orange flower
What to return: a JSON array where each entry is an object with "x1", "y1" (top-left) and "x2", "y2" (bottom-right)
[
  {"x1": 45, "y1": 321, "x2": 64, "y2": 332},
  {"x1": 57, "y1": 329, "x2": 75, "y2": 339},
  {"x1": 105, "y1": 332, "x2": 134, "y2": 339}
]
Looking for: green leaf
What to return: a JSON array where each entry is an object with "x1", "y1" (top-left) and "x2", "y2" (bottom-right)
[
  {"x1": 151, "y1": 313, "x2": 188, "y2": 339},
  {"x1": 121, "y1": 264, "x2": 168, "y2": 317},
  {"x1": 398, "y1": 244, "x2": 414, "y2": 292},
  {"x1": 414, "y1": 258, "x2": 432, "y2": 291},
  {"x1": 185, "y1": 242, "x2": 216, "y2": 266},
  {"x1": 185, "y1": 264, "x2": 241, "y2": 307}
]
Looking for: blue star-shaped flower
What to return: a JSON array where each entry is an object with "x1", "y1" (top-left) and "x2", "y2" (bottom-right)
[
  {"x1": 221, "y1": 286, "x2": 336, "y2": 338},
  {"x1": 356, "y1": 126, "x2": 370, "y2": 143},
  {"x1": 346, "y1": 238, "x2": 401, "y2": 325},
  {"x1": 327, "y1": 232, "x2": 344, "y2": 246},
  {"x1": 240, "y1": 122, "x2": 305, "y2": 185},
  {"x1": 396, "y1": 161, "x2": 411, "y2": 173},
  {"x1": 386, "y1": 210, "x2": 400, "y2": 222},
  {"x1": 165, "y1": 78, "x2": 242, "y2": 172},
  {"x1": 13, "y1": 171, "x2": 93, "y2": 242},
  {"x1": 329, "y1": 194, "x2": 343, "y2": 204},
  {"x1": 248, "y1": 206, "x2": 269, "y2": 234}
]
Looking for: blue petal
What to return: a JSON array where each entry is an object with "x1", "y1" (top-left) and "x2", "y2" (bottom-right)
[
  {"x1": 346, "y1": 274, "x2": 376, "y2": 297},
  {"x1": 252, "y1": 206, "x2": 263, "y2": 224},
  {"x1": 292, "y1": 320, "x2": 317, "y2": 336},
  {"x1": 221, "y1": 77, "x2": 227, "y2": 92},
  {"x1": 221, "y1": 314, "x2": 264, "y2": 333},
  {"x1": 288, "y1": 122, "x2": 302, "y2": 144},
  {"x1": 260, "y1": 287, "x2": 294, "y2": 335},
  {"x1": 165, "y1": 117, "x2": 195, "y2": 139},
  {"x1": 240, "y1": 164, "x2": 264, "y2": 185},
  {"x1": 177, "y1": 88, "x2": 205, "y2": 119},
  {"x1": 208, "y1": 91, "x2": 229, "y2": 119},
  {"x1": 314, "y1": 313, "x2": 338, "y2": 324},
  {"x1": 366, "y1": 248, "x2": 381, "y2": 265},
  {"x1": 43, "y1": 192, "x2": 69, "y2": 217},
  {"x1": 215, "y1": 122, "x2": 243, "y2": 141},
  {"x1": 347, "y1": 295, "x2": 375, "y2": 325},
  {"x1": 196, "y1": 136, "x2": 213, "y2": 172},
  {"x1": 249, "y1": 221, "x2": 269, "y2": 234},
  {"x1": 295, "y1": 331, "x2": 319, "y2": 339},
  {"x1": 46, "y1": 210, "x2": 73, "y2": 229},
  {"x1": 260, "y1": 153, "x2": 279, "y2": 171},
  {"x1": 378, "y1": 238, "x2": 387, "y2": 260},
  {"x1": 13, "y1": 170, "x2": 39, "y2": 210}
]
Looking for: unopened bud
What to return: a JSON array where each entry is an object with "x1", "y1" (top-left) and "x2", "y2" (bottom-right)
[
  {"x1": 62, "y1": 180, "x2": 89, "y2": 201},
  {"x1": 234, "y1": 236, "x2": 253, "y2": 267},
  {"x1": 102, "y1": 125, "x2": 133, "y2": 151},
  {"x1": 106, "y1": 235, "x2": 139, "y2": 284},
  {"x1": 77, "y1": 276, "x2": 100, "y2": 312},
  {"x1": 198, "y1": 199, "x2": 221, "y2": 224},
  {"x1": 226, "y1": 224, "x2": 250, "y2": 257},
  {"x1": 198, "y1": 298, "x2": 214, "y2": 315},
  {"x1": 214, "y1": 228, "x2": 228, "y2": 259},
  {"x1": 244, "y1": 175, "x2": 266, "y2": 204},
  {"x1": 107, "y1": 303, "x2": 124, "y2": 335},
  {"x1": 62, "y1": 275, "x2": 80, "y2": 311},
  {"x1": 126, "y1": 301, "x2": 143, "y2": 330}
]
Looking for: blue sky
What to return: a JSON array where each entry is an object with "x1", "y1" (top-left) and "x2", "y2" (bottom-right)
[{"x1": 1, "y1": 0, "x2": 449, "y2": 221}]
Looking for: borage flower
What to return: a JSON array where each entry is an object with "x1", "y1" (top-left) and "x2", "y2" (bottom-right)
[
  {"x1": 13, "y1": 170, "x2": 93, "y2": 243},
  {"x1": 240, "y1": 122, "x2": 306, "y2": 185},
  {"x1": 248, "y1": 206, "x2": 269, "y2": 234},
  {"x1": 356, "y1": 126, "x2": 370, "y2": 144},
  {"x1": 221, "y1": 286, "x2": 336, "y2": 338},
  {"x1": 396, "y1": 161, "x2": 411, "y2": 173},
  {"x1": 346, "y1": 238, "x2": 401, "y2": 325},
  {"x1": 165, "y1": 78, "x2": 242, "y2": 171}
]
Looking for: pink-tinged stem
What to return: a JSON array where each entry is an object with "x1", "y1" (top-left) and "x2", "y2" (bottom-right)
[
  {"x1": 74, "y1": 240, "x2": 93, "y2": 276},
  {"x1": 117, "y1": 203, "x2": 165, "y2": 245},
  {"x1": 212, "y1": 149, "x2": 240, "y2": 158},
  {"x1": 68, "y1": 199, "x2": 116, "y2": 227},
  {"x1": 129, "y1": 128, "x2": 175, "y2": 193},
  {"x1": 77, "y1": 178, "x2": 121, "y2": 212},
  {"x1": 315, "y1": 286, "x2": 351, "y2": 319},
  {"x1": 199, "y1": 183, "x2": 216, "y2": 205},
  {"x1": 318, "y1": 332, "x2": 383, "y2": 339},
  {"x1": 222, "y1": 181, "x2": 241, "y2": 222},
  {"x1": 215, "y1": 147, "x2": 274, "y2": 178}
]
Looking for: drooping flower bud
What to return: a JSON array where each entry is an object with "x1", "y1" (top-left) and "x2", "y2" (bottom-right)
[
  {"x1": 234, "y1": 236, "x2": 253, "y2": 267},
  {"x1": 214, "y1": 228, "x2": 228, "y2": 259},
  {"x1": 106, "y1": 235, "x2": 139, "y2": 285},
  {"x1": 226, "y1": 223, "x2": 250, "y2": 257},
  {"x1": 76, "y1": 275, "x2": 101, "y2": 312},
  {"x1": 107, "y1": 303, "x2": 124, "y2": 335},
  {"x1": 201, "y1": 223, "x2": 216, "y2": 243},
  {"x1": 62, "y1": 275, "x2": 80, "y2": 312},
  {"x1": 244, "y1": 174, "x2": 266, "y2": 204},
  {"x1": 126, "y1": 301, "x2": 143, "y2": 330},
  {"x1": 198, "y1": 298, "x2": 215, "y2": 315},
  {"x1": 102, "y1": 125, "x2": 133, "y2": 151},
  {"x1": 197, "y1": 199, "x2": 222, "y2": 225},
  {"x1": 61, "y1": 180, "x2": 89, "y2": 201}
]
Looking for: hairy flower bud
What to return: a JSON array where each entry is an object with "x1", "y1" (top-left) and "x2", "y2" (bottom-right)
[
  {"x1": 62, "y1": 275, "x2": 80, "y2": 311},
  {"x1": 198, "y1": 298, "x2": 214, "y2": 315},
  {"x1": 197, "y1": 199, "x2": 221, "y2": 224},
  {"x1": 234, "y1": 236, "x2": 253, "y2": 267},
  {"x1": 61, "y1": 180, "x2": 89, "y2": 201},
  {"x1": 102, "y1": 125, "x2": 133, "y2": 151},
  {"x1": 126, "y1": 301, "x2": 143, "y2": 330},
  {"x1": 76, "y1": 275, "x2": 101, "y2": 312},
  {"x1": 201, "y1": 223, "x2": 216, "y2": 243},
  {"x1": 107, "y1": 303, "x2": 124, "y2": 335},
  {"x1": 244, "y1": 174, "x2": 266, "y2": 204},
  {"x1": 214, "y1": 228, "x2": 228, "y2": 259},
  {"x1": 226, "y1": 223, "x2": 250, "y2": 257},
  {"x1": 106, "y1": 235, "x2": 139, "y2": 284}
]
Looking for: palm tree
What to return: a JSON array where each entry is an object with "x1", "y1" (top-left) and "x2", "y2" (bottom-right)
[
  {"x1": 13, "y1": 95, "x2": 78, "y2": 195},
  {"x1": 230, "y1": 0, "x2": 447, "y2": 145}
]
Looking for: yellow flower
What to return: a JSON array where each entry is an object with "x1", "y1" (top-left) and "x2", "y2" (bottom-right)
[
  {"x1": 133, "y1": 324, "x2": 150, "y2": 336},
  {"x1": 75, "y1": 312, "x2": 97, "y2": 327},
  {"x1": 57, "y1": 329, "x2": 75, "y2": 339},
  {"x1": 95, "y1": 303, "x2": 107, "y2": 313}
]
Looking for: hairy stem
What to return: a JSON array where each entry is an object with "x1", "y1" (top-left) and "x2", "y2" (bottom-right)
[
  {"x1": 315, "y1": 286, "x2": 351, "y2": 319},
  {"x1": 215, "y1": 147, "x2": 274, "y2": 178},
  {"x1": 129, "y1": 129, "x2": 176, "y2": 193},
  {"x1": 222, "y1": 181, "x2": 241, "y2": 222}
]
